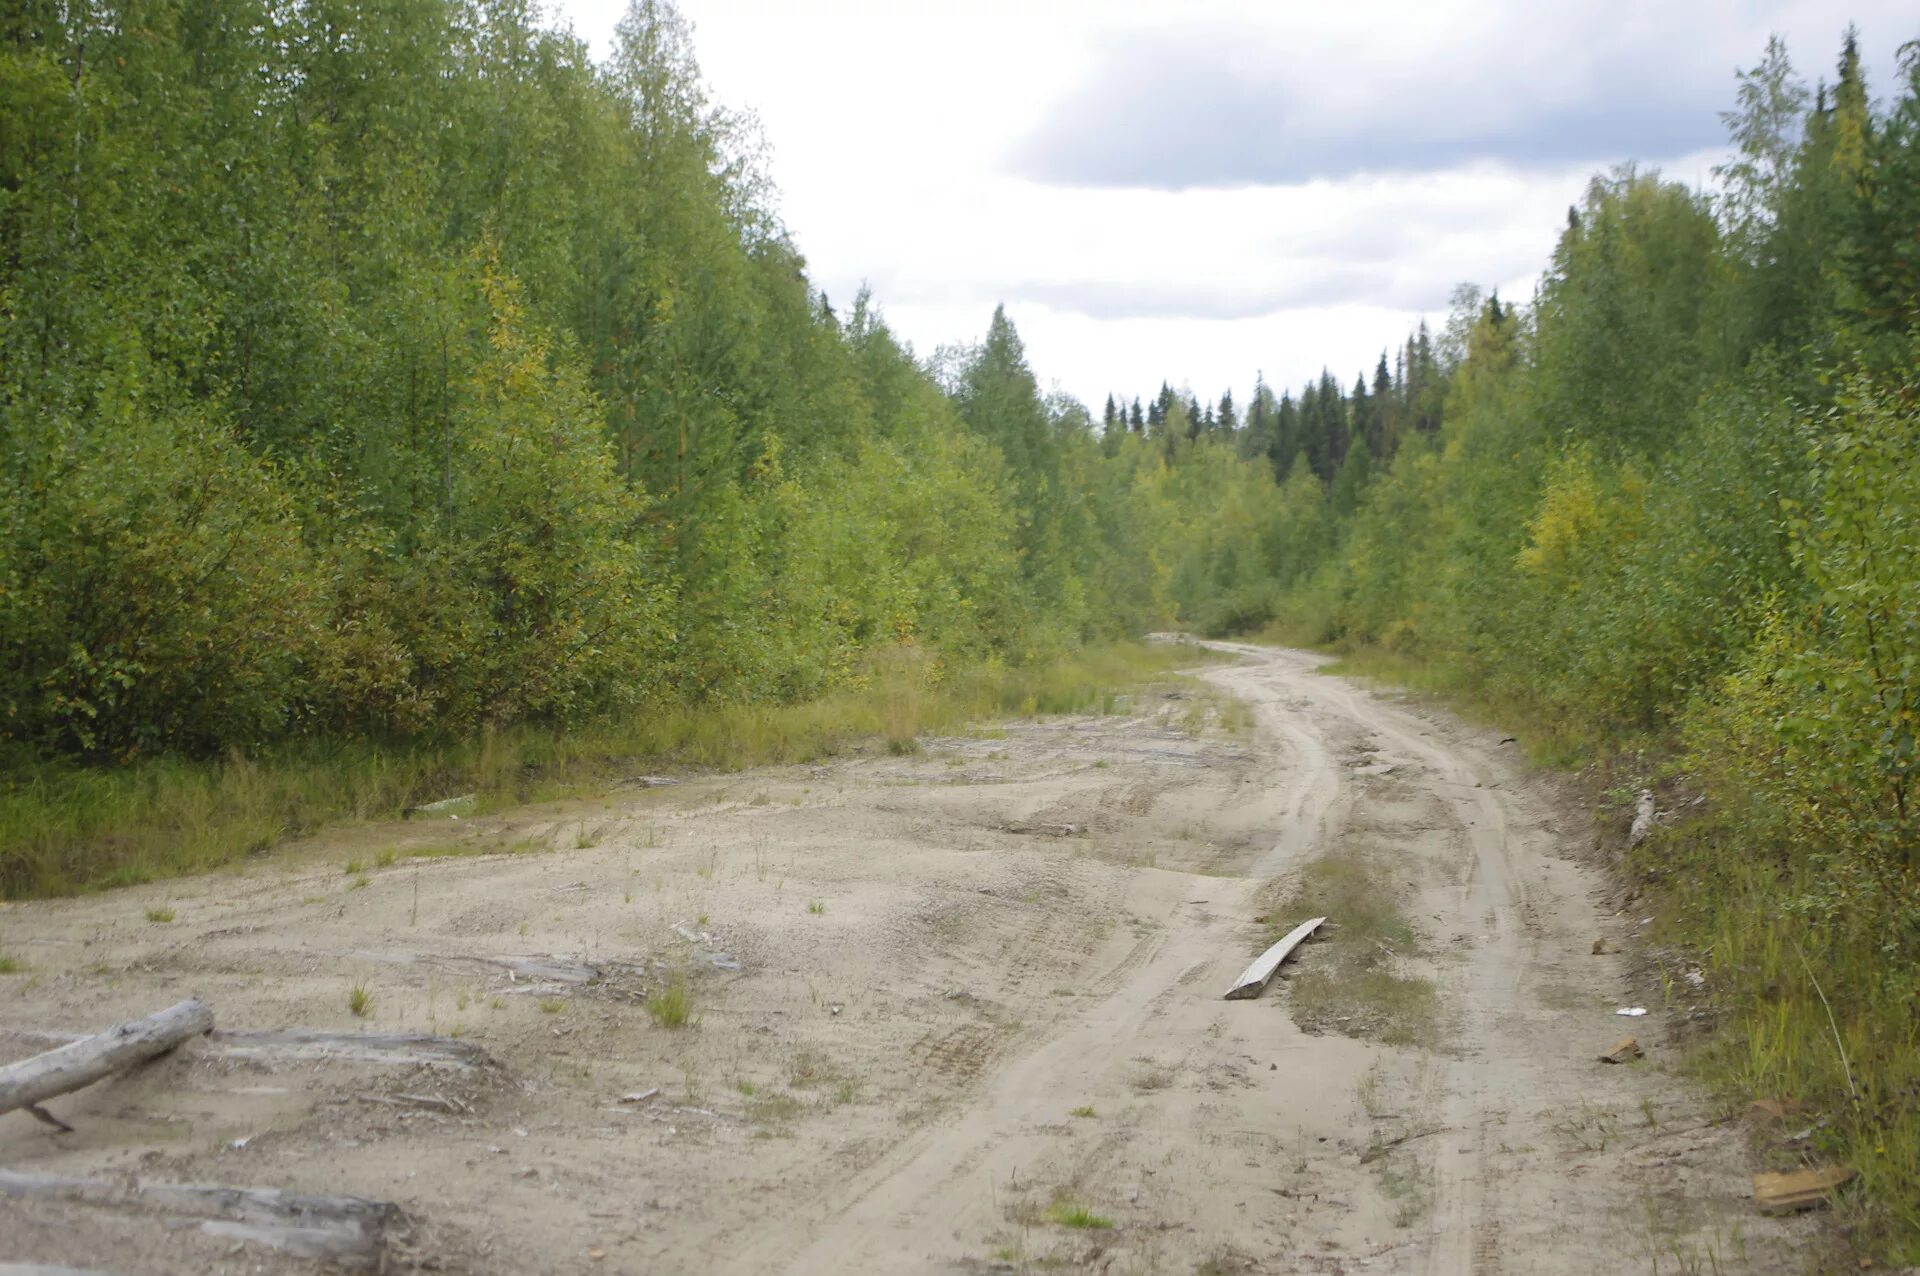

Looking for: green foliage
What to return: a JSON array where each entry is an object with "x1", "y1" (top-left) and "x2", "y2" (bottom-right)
[
  {"x1": 0, "y1": 0, "x2": 1126, "y2": 781},
  {"x1": 1, "y1": 395, "x2": 321, "y2": 758},
  {"x1": 0, "y1": 641, "x2": 1193, "y2": 898},
  {"x1": 1698, "y1": 372, "x2": 1920, "y2": 905}
]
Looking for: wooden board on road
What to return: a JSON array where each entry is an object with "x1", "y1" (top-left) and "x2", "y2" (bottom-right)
[{"x1": 1224, "y1": 916, "x2": 1326, "y2": 1000}]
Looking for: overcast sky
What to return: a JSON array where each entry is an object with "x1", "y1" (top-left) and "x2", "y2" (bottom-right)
[{"x1": 553, "y1": 0, "x2": 1909, "y2": 410}]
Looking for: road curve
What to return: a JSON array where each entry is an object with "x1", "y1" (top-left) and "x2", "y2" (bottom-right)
[{"x1": 724, "y1": 642, "x2": 1794, "y2": 1275}]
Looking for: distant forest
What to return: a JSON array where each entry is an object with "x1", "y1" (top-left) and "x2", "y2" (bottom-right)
[{"x1": 4, "y1": 4, "x2": 1920, "y2": 1246}]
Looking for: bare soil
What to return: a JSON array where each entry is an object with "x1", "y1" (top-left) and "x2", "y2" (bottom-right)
[{"x1": 0, "y1": 644, "x2": 1823, "y2": 1273}]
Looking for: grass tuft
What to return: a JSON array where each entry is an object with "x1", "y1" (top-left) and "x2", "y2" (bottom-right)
[
  {"x1": 1046, "y1": 1200, "x2": 1113, "y2": 1230},
  {"x1": 347, "y1": 981, "x2": 373, "y2": 1017},
  {"x1": 646, "y1": 975, "x2": 693, "y2": 1029},
  {"x1": 144, "y1": 905, "x2": 175, "y2": 924}
]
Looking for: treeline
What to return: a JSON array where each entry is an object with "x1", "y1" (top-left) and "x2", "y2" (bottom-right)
[
  {"x1": 0, "y1": 0, "x2": 1173, "y2": 765},
  {"x1": 1137, "y1": 32, "x2": 1920, "y2": 1251}
]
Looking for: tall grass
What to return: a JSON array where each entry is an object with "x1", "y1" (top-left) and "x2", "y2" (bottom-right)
[
  {"x1": 0, "y1": 641, "x2": 1204, "y2": 900},
  {"x1": 1643, "y1": 812, "x2": 1920, "y2": 1260}
]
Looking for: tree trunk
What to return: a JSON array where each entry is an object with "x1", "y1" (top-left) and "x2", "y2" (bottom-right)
[{"x1": 0, "y1": 1000, "x2": 212, "y2": 1125}]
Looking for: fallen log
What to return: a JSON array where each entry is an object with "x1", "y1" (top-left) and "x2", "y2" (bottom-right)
[
  {"x1": 3, "y1": 1024, "x2": 496, "y2": 1073},
  {"x1": 1224, "y1": 917, "x2": 1326, "y2": 1001},
  {"x1": 0, "y1": 1000, "x2": 211, "y2": 1129},
  {"x1": 208, "y1": 1028, "x2": 496, "y2": 1071},
  {"x1": 0, "y1": 1171, "x2": 399, "y2": 1268}
]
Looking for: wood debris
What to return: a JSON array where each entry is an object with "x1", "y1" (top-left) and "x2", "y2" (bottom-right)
[
  {"x1": 404, "y1": 792, "x2": 476, "y2": 818},
  {"x1": 0, "y1": 1170, "x2": 402, "y2": 1268},
  {"x1": 1753, "y1": 1165, "x2": 1854, "y2": 1213},
  {"x1": 1598, "y1": 1036, "x2": 1643, "y2": 1064},
  {"x1": 1225, "y1": 916, "x2": 1325, "y2": 1001}
]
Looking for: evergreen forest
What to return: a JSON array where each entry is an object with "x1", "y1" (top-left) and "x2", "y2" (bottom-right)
[{"x1": 4, "y1": 0, "x2": 1920, "y2": 1256}]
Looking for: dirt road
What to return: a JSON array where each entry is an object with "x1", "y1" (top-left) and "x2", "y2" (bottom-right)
[{"x1": 0, "y1": 644, "x2": 1816, "y2": 1273}]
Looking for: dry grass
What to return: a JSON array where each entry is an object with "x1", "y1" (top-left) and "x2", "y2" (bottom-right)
[
  {"x1": 1, "y1": 641, "x2": 1211, "y2": 900},
  {"x1": 1264, "y1": 845, "x2": 1438, "y2": 1049}
]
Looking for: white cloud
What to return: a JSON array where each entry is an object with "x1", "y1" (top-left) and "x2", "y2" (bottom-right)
[{"x1": 552, "y1": 0, "x2": 1914, "y2": 408}]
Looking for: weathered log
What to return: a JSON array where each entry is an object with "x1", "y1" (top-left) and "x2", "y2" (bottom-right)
[
  {"x1": 208, "y1": 1028, "x2": 495, "y2": 1071},
  {"x1": 0, "y1": 1171, "x2": 400, "y2": 1268},
  {"x1": 0, "y1": 1000, "x2": 211, "y2": 1125},
  {"x1": 1224, "y1": 916, "x2": 1326, "y2": 1000},
  {"x1": 4, "y1": 1024, "x2": 496, "y2": 1073}
]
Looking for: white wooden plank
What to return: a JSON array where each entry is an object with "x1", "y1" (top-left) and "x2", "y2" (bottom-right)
[{"x1": 1223, "y1": 916, "x2": 1326, "y2": 1000}]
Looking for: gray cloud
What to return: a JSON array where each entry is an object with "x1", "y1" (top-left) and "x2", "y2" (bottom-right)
[
  {"x1": 1008, "y1": 17, "x2": 1742, "y2": 189},
  {"x1": 1014, "y1": 267, "x2": 1452, "y2": 322}
]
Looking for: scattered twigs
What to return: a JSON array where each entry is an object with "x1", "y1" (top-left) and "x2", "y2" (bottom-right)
[
  {"x1": 355, "y1": 1091, "x2": 473, "y2": 1115},
  {"x1": 1359, "y1": 1125, "x2": 1452, "y2": 1165}
]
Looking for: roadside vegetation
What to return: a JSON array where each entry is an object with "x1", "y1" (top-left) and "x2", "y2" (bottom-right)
[{"x1": 0, "y1": 640, "x2": 1197, "y2": 897}]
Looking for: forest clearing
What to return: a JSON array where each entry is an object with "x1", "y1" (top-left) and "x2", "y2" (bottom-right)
[{"x1": 0, "y1": 646, "x2": 1826, "y2": 1272}]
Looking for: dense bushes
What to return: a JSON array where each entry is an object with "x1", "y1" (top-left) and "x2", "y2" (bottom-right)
[{"x1": 0, "y1": 0, "x2": 1153, "y2": 767}]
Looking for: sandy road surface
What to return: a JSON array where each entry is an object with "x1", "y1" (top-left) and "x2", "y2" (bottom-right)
[{"x1": 1, "y1": 644, "x2": 1817, "y2": 1273}]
